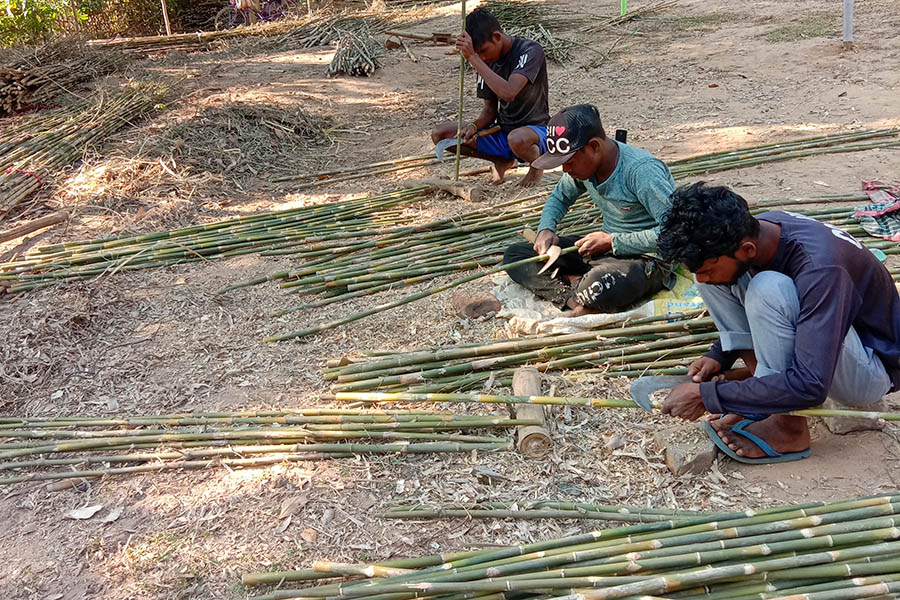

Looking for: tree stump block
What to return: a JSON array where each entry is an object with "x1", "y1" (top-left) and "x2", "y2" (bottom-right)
[
  {"x1": 511, "y1": 367, "x2": 552, "y2": 459},
  {"x1": 653, "y1": 423, "x2": 716, "y2": 476}
]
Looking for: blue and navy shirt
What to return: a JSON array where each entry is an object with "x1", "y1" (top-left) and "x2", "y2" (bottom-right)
[{"x1": 702, "y1": 210, "x2": 900, "y2": 414}]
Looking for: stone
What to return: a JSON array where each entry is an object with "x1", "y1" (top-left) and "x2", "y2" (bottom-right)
[
  {"x1": 653, "y1": 423, "x2": 716, "y2": 477},
  {"x1": 451, "y1": 293, "x2": 501, "y2": 319},
  {"x1": 821, "y1": 397, "x2": 885, "y2": 434}
]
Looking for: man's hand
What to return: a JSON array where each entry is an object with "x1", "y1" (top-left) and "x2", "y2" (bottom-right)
[
  {"x1": 688, "y1": 356, "x2": 722, "y2": 382},
  {"x1": 574, "y1": 232, "x2": 613, "y2": 257},
  {"x1": 456, "y1": 32, "x2": 475, "y2": 61},
  {"x1": 661, "y1": 382, "x2": 705, "y2": 421},
  {"x1": 460, "y1": 123, "x2": 477, "y2": 144},
  {"x1": 533, "y1": 229, "x2": 559, "y2": 255}
]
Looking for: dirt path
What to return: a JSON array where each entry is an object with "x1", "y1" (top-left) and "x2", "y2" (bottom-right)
[{"x1": 0, "y1": 1, "x2": 899, "y2": 598}]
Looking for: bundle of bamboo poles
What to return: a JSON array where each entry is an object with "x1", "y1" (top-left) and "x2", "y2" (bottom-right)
[
  {"x1": 0, "y1": 407, "x2": 529, "y2": 486},
  {"x1": 0, "y1": 83, "x2": 166, "y2": 222},
  {"x1": 0, "y1": 46, "x2": 123, "y2": 116},
  {"x1": 328, "y1": 27, "x2": 383, "y2": 77},
  {"x1": 85, "y1": 11, "x2": 386, "y2": 53},
  {"x1": 322, "y1": 311, "x2": 716, "y2": 393},
  {"x1": 382, "y1": 501, "x2": 730, "y2": 523},
  {"x1": 263, "y1": 199, "x2": 899, "y2": 344},
  {"x1": 242, "y1": 492, "x2": 900, "y2": 600},
  {"x1": 0, "y1": 186, "x2": 431, "y2": 292},
  {"x1": 2, "y1": 130, "x2": 897, "y2": 320}
]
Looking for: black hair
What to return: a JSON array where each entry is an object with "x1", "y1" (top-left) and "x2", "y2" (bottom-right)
[
  {"x1": 657, "y1": 182, "x2": 760, "y2": 271},
  {"x1": 466, "y1": 8, "x2": 502, "y2": 49}
]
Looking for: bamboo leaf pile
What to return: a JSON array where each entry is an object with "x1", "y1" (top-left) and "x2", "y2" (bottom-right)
[
  {"x1": 0, "y1": 407, "x2": 528, "y2": 486},
  {"x1": 242, "y1": 493, "x2": 900, "y2": 600},
  {"x1": 0, "y1": 83, "x2": 166, "y2": 222}
]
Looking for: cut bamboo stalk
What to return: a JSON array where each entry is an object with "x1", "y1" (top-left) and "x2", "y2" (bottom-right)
[{"x1": 512, "y1": 367, "x2": 552, "y2": 459}]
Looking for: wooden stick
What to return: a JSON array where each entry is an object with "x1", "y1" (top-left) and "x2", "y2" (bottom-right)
[
  {"x1": 512, "y1": 368, "x2": 552, "y2": 459},
  {"x1": 402, "y1": 179, "x2": 483, "y2": 202},
  {"x1": 0, "y1": 211, "x2": 67, "y2": 244},
  {"x1": 160, "y1": 0, "x2": 172, "y2": 36}
]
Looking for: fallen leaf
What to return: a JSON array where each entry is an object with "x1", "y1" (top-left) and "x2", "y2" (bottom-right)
[
  {"x1": 279, "y1": 495, "x2": 309, "y2": 518},
  {"x1": 301, "y1": 528, "x2": 318, "y2": 543},
  {"x1": 99, "y1": 506, "x2": 123, "y2": 524},
  {"x1": 66, "y1": 505, "x2": 103, "y2": 520},
  {"x1": 708, "y1": 83, "x2": 719, "y2": 88},
  {"x1": 277, "y1": 514, "x2": 292, "y2": 533}
]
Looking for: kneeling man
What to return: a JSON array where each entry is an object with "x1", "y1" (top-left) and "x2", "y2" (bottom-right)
[{"x1": 658, "y1": 182, "x2": 900, "y2": 463}]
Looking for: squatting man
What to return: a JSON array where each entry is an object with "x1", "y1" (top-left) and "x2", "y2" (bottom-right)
[{"x1": 657, "y1": 182, "x2": 900, "y2": 464}]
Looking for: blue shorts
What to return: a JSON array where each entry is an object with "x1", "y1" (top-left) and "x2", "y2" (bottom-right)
[{"x1": 476, "y1": 125, "x2": 548, "y2": 161}]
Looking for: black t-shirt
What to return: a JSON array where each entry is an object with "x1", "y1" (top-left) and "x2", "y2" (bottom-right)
[
  {"x1": 475, "y1": 37, "x2": 549, "y2": 133},
  {"x1": 702, "y1": 211, "x2": 900, "y2": 414}
]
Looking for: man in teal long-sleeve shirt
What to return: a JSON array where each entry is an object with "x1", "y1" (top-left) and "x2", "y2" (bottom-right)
[{"x1": 503, "y1": 104, "x2": 676, "y2": 315}]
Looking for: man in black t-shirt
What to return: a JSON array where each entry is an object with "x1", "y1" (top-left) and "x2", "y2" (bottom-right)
[{"x1": 431, "y1": 8, "x2": 550, "y2": 187}]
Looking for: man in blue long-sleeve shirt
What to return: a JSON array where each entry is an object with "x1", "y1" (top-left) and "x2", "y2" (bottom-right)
[
  {"x1": 502, "y1": 104, "x2": 676, "y2": 316},
  {"x1": 658, "y1": 182, "x2": 900, "y2": 463}
]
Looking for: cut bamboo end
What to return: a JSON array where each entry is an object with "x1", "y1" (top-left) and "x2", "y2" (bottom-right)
[{"x1": 512, "y1": 368, "x2": 552, "y2": 459}]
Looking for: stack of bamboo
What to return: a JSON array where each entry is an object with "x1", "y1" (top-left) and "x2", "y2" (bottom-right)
[
  {"x1": 242, "y1": 493, "x2": 900, "y2": 600},
  {"x1": 0, "y1": 45, "x2": 123, "y2": 116},
  {"x1": 382, "y1": 501, "x2": 729, "y2": 523},
  {"x1": 263, "y1": 200, "x2": 897, "y2": 344},
  {"x1": 2, "y1": 130, "x2": 898, "y2": 333},
  {"x1": 86, "y1": 11, "x2": 386, "y2": 53},
  {"x1": 0, "y1": 84, "x2": 166, "y2": 222},
  {"x1": 322, "y1": 311, "x2": 716, "y2": 393},
  {"x1": 0, "y1": 186, "x2": 431, "y2": 292},
  {"x1": 328, "y1": 27, "x2": 383, "y2": 77},
  {"x1": 0, "y1": 408, "x2": 529, "y2": 486}
]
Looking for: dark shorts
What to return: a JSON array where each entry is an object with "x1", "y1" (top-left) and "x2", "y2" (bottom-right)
[
  {"x1": 503, "y1": 235, "x2": 671, "y2": 312},
  {"x1": 476, "y1": 125, "x2": 548, "y2": 161}
]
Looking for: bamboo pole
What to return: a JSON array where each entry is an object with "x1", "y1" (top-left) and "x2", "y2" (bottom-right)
[{"x1": 455, "y1": 0, "x2": 466, "y2": 180}]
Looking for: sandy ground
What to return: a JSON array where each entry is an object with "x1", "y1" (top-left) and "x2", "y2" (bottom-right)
[{"x1": 1, "y1": 0, "x2": 900, "y2": 598}]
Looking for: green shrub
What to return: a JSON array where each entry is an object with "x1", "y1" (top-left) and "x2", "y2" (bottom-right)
[{"x1": 0, "y1": 0, "x2": 69, "y2": 47}]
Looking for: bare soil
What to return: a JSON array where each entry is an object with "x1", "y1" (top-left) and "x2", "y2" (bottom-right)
[{"x1": 1, "y1": 0, "x2": 899, "y2": 598}]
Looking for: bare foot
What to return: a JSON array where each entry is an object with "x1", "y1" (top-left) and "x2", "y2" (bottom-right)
[
  {"x1": 490, "y1": 158, "x2": 516, "y2": 184},
  {"x1": 717, "y1": 414, "x2": 810, "y2": 458},
  {"x1": 517, "y1": 167, "x2": 543, "y2": 187},
  {"x1": 707, "y1": 413, "x2": 744, "y2": 435}
]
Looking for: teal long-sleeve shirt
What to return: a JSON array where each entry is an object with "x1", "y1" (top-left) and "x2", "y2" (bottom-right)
[{"x1": 536, "y1": 141, "x2": 675, "y2": 257}]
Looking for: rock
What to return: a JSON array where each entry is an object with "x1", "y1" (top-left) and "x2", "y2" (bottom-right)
[
  {"x1": 653, "y1": 424, "x2": 716, "y2": 477},
  {"x1": 451, "y1": 293, "x2": 501, "y2": 319},
  {"x1": 821, "y1": 397, "x2": 885, "y2": 434}
]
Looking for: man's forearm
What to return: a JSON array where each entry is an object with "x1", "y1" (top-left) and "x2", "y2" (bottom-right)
[
  {"x1": 474, "y1": 105, "x2": 497, "y2": 130},
  {"x1": 468, "y1": 56, "x2": 519, "y2": 102},
  {"x1": 610, "y1": 229, "x2": 659, "y2": 256}
]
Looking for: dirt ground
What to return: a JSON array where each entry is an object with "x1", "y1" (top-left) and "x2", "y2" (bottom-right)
[{"x1": 1, "y1": 0, "x2": 900, "y2": 598}]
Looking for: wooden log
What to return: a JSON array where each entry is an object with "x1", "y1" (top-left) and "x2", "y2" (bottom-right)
[
  {"x1": 511, "y1": 368, "x2": 552, "y2": 459},
  {"x1": 403, "y1": 178, "x2": 484, "y2": 203},
  {"x1": 0, "y1": 211, "x2": 67, "y2": 244}
]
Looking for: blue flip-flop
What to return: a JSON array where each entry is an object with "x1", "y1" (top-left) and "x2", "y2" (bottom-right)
[{"x1": 701, "y1": 418, "x2": 811, "y2": 464}]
